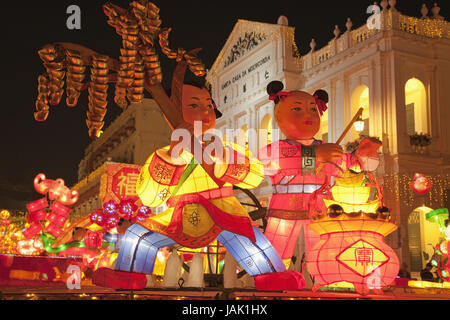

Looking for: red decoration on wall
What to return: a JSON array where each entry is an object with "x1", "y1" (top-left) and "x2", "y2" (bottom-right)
[
  {"x1": 99, "y1": 164, "x2": 142, "y2": 208},
  {"x1": 410, "y1": 173, "x2": 432, "y2": 195}
]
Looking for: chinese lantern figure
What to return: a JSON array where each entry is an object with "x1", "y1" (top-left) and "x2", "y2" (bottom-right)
[
  {"x1": 410, "y1": 173, "x2": 432, "y2": 195},
  {"x1": 93, "y1": 82, "x2": 304, "y2": 290},
  {"x1": 306, "y1": 170, "x2": 400, "y2": 294},
  {"x1": 258, "y1": 81, "x2": 383, "y2": 273}
]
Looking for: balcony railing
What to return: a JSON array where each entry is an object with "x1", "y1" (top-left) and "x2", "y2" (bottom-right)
[{"x1": 301, "y1": 9, "x2": 449, "y2": 71}]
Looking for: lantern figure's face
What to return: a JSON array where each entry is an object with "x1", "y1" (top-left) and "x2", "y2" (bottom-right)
[
  {"x1": 274, "y1": 91, "x2": 321, "y2": 140},
  {"x1": 182, "y1": 84, "x2": 216, "y2": 134}
]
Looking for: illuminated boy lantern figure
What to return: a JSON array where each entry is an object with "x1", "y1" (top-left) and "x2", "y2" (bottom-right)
[
  {"x1": 306, "y1": 171, "x2": 400, "y2": 294},
  {"x1": 93, "y1": 82, "x2": 306, "y2": 290},
  {"x1": 258, "y1": 81, "x2": 383, "y2": 273}
]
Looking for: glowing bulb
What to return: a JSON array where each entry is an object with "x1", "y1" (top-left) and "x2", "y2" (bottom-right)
[{"x1": 354, "y1": 116, "x2": 364, "y2": 133}]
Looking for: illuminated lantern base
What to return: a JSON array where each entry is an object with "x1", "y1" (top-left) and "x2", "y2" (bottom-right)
[
  {"x1": 92, "y1": 267, "x2": 147, "y2": 289},
  {"x1": 306, "y1": 217, "x2": 400, "y2": 295}
]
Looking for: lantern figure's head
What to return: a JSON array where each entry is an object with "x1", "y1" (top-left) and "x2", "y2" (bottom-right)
[
  {"x1": 267, "y1": 81, "x2": 328, "y2": 140},
  {"x1": 182, "y1": 83, "x2": 220, "y2": 135}
]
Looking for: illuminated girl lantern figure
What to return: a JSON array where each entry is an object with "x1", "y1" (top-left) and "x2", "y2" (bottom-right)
[
  {"x1": 258, "y1": 81, "x2": 382, "y2": 274},
  {"x1": 94, "y1": 83, "x2": 305, "y2": 290}
]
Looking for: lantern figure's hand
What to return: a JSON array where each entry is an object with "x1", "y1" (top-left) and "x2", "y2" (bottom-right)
[
  {"x1": 355, "y1": 137, "x2": 382, "y2": 172},
  {"x1": 316, "y1": 143, "x2": 343, "y2": 163}
]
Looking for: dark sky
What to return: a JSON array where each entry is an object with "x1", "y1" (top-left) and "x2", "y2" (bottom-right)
[{"x1": 0, "y1": 0, "x2": 447, "y2": 188}]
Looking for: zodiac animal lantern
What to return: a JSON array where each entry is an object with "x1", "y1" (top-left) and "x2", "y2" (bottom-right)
[
  {"x1": 34, "y1": 173, "x2": 79, "y2": 205},
  {"x1": 23, "y1": 174, "x2": 79, "y2": 240}
]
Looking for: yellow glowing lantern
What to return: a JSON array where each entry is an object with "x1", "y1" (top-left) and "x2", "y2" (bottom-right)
[
  {"x1": 0, "y1": 210, "x2": 11, "y2": 220},
  {"x1": 354, "y1": 116, "x2": 365, "y2": 133}
]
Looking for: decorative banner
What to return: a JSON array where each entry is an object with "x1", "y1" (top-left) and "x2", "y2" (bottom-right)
[{"x1": 99, "y1": 163, "x2": 142, "y2": 207}]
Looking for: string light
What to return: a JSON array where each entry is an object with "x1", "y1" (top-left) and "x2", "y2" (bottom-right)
[{"x1": 383, "y1": 173, "x2": 450, "y2": 210}]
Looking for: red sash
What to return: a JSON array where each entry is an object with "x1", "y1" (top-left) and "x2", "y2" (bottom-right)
[{"x1": 166, "y1": 192, "x2": 255, "y2": 242}]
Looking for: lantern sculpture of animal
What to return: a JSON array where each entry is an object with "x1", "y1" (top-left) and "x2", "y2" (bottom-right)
[
  {"x1": 34, "y1": 173, "x2": 78, "y2": 205},
  {"x1": 22, "y1": 174, "x2": 78, "y2": 241},
  {"x1": 306, "y1": 170, "x2": 400, "y2": 295}
]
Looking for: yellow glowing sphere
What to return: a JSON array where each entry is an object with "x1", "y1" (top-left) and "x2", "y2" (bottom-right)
[{"x1": 0, "y1": 210, "x2": 10, "y2": 220}]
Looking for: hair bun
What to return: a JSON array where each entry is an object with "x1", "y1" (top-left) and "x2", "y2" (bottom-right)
[
  {"x1": 267, "y1": 81, "x2": 284, "y2": 96},
  {"x1": 313, "y1": 89, "x2": 329, "y2": 103}
]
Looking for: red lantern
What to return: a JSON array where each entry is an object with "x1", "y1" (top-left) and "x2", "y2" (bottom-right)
[
  {"x1": 410, "y1": 173, "x2": 432, "y2": 195},
  {"x1": 26, "y1": 197, "x2": 48, "y2": 214},
  {"x1": 85, "y1": 230, "x2": 104, "y2": 249},
  {"x1": 46, "y1": 223, "x2": 63, "y2": 238},
  {"x1": 28, "y1": 209, "x2": 47, "y2": 223},
  {"x1": 47, "y1": 212, "x2": 67, "y2": 227},
  {"x1": 306, "y1": 216, "x2": 400, "y2": 294},
  {"x1": 50, "y1": 201, "x2": 71, "y2": 217},
  {"x1": 22, "y1": 223, "x2": 44, "y2": 239}
]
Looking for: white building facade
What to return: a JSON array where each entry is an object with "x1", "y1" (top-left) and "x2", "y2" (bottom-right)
[{"x1": 207, "y1": 4, "x2": 450, "y2": 275}]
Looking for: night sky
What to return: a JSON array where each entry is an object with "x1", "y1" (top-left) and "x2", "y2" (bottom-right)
[{"x1": 0, "y1": 0, "x2": 448, "y2": 191}]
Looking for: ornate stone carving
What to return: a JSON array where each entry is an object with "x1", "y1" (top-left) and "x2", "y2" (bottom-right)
[
  {"x1": 224, "y1": 32, "x2": 267, "y2": 68},
  {"x1": 389, "y1": 0, "x2": 397, "y2": 11},
  {"x1": 334, "y1": 25, "x2": 341, "y2": 38},
  {"x1": 310, "y1": 38, "x2": 317, "y2": 52},
  {"x1": 346, "y1": 18, "x2": 353, "y2": 31},
  {"x1": 421, "y1": 4, "x2": 429, "y2": 19},
  {"x1": 431, "y1": 3, "x2": 444, "y2": 20}
]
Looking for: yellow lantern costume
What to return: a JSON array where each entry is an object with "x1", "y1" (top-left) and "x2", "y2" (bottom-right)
[
  {"x1": 136, "y1": 142, "x2": 263, "y2": 247},
  {"x1": 114, "y1": 141, "x2": 287, "y2": 278}
]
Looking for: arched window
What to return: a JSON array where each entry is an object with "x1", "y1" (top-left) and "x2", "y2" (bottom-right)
[
  {"x1": 259, "y1": 114, "x2": 273, "y2": 148},
  {"x1": 405, "y1": 78, "x2": 427, "y2": 135},
  {"x1": 351, "y1": 85, "x2": 370, "y2": 140},
  {"x1": 407, "y1": 206, "x2": 441, "y2": 275}
]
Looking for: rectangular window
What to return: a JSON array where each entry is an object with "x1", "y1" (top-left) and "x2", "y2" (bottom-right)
[{"x1": 406, "y1": 103, "x2": 415, "y2": 135}]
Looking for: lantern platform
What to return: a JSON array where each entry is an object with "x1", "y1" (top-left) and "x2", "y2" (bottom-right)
[{"x1": 1, "y1": 283, "x2": 450, "y2": 300}]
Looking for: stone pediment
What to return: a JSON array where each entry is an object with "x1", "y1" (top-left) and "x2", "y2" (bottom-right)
[{"x1": 208, "y1": 19, "x2": 285, "y2": 77}]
